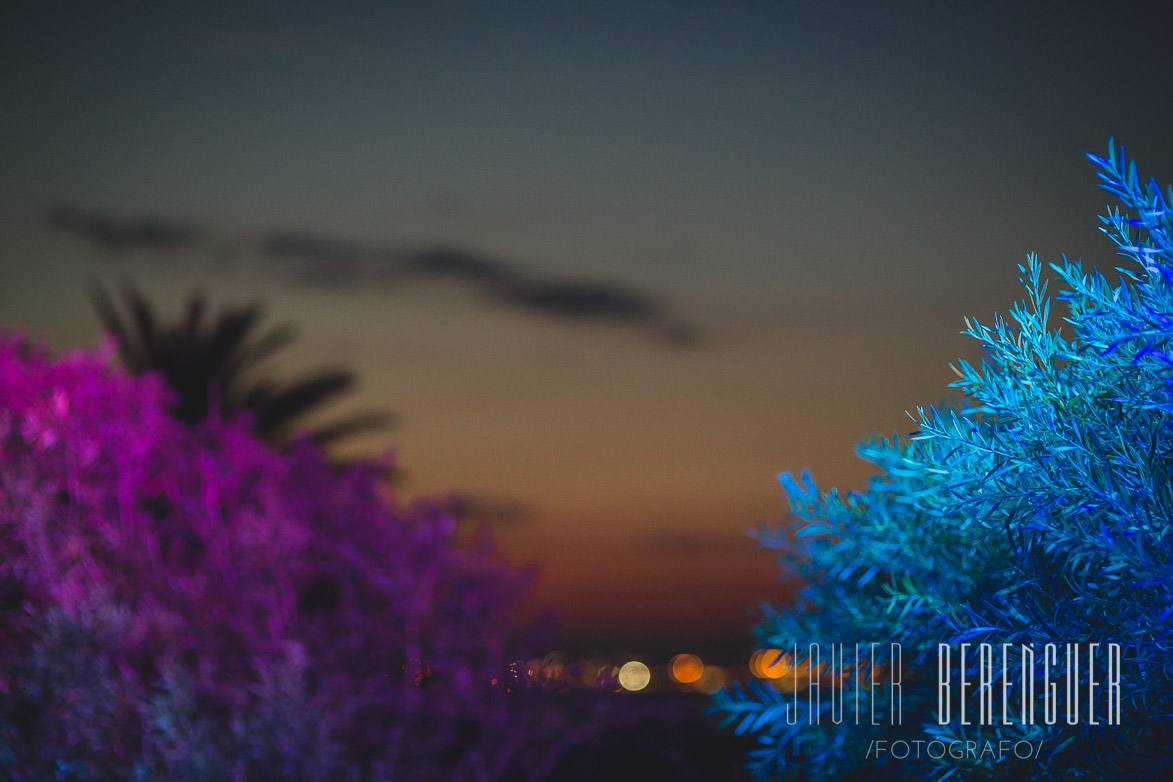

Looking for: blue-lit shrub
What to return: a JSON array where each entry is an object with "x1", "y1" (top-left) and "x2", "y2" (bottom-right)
[{"x1": 713, "y1": 142, "x2": 1173, "y2": 780}]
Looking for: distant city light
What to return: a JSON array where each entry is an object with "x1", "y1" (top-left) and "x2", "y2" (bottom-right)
[
  {"x1": 596, "y1": 664, "x2": 622, "y2": 691},
  {"x1": 618, "y1": 660, "x2": 651, "y2": 691},
  {"x1": 574, "y1": 658, "x2": 604, "y2": 688},
  {"x1": 669, "y1": 653, "x2": 704, "y2": 684},
  {"x1": 692, "y1": 664, "x2": 727, "y2": 695},
  {"x1": 749, "y1": 648, "x2": 790, "y2": 679}
]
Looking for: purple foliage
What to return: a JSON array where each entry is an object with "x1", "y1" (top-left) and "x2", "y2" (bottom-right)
[{"x1": 0, "y1": 333, "x2": 579, "y2": 780}]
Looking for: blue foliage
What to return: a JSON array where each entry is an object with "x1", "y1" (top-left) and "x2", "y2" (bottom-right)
[{"x1": 713, "y1": 141, "x2": 1173, "y2": 780}]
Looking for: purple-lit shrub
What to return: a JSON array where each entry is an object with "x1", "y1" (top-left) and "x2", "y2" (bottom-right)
[{"x1": 0, "y1": 336, "x2": 566, "y2": 780}]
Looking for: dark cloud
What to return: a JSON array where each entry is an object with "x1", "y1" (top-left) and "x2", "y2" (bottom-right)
[
  {"x1": 48, "y1": 204, "x2": 703, "y2": 348},
  {"x1": 402, "y1": 248, "x2": 695, "y2": 340},
  {"x1": 259, "y1": 232, "x2": 369, "y2": 286},
  {"x1": 45, "y1": 203, "x2": 202, "y2": 252},
  {"x1": 261, "y1": 233, "x2": 366, "y2": 265},
  {"x1": 404, "y1": 246, "x2": 511, "y2": 283},
  {"x1": 257, "y1": 231, "x2": 701, "y2": 344},
  {"x1": 501, "y1": 280, "x2": 656, "y2": 322}
]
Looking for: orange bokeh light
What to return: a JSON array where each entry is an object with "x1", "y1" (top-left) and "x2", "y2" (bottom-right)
[
  {"x1": 669, "y1": 653, "x2": 704, "y2": 684},
  {"x1": 749, "y1": 648, "x2": 791, "y2": 679}
]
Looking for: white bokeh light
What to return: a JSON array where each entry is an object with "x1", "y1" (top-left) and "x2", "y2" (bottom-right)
[{"x1": 617, "y1": 660, "x2": 651, "y2": 692}]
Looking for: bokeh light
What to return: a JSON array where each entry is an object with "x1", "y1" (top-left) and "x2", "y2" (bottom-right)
[
  {"x1": 749, "y1": 648, "x2": 791, "y2": 679},
  {"x1": 573, "y1": 658, "x2": 604, "y2": 688},
  {"x1": 669, "y1": 653, "x2": 704, "y2": 685},
  {"x1": 692, "y1": 664, "x2": 728, "y2": 695},
  {"x1": 596, "y1": 664, "x2": 622, "y2": 692},
  {"x1": 617, "y1": 660, "x2": 651, "y2": 692}
]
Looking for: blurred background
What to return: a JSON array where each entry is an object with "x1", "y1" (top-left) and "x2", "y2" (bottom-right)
[{"x1": 2, "y1": 0, "x2": 1171, "y2": 672}]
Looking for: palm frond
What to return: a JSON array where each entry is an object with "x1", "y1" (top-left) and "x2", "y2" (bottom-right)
[
  {"x1": 89, "y1": 283, "x2": 392, "y2": 453},
  {"x1": 308, "y1": 411, "x2": 396, "y2": 449}
]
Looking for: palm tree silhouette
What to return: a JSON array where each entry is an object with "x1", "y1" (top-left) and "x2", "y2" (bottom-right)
[{"x1": 89, "y1": 282, "x2": 393, "y2": 451}]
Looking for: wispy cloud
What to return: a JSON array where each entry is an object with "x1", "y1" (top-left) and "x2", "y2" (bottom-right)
[
  {"x1": 48, "y1": 202, "x2": 703, "y2": 348},
  {"x1": 402, "y1": 246, "x2": 509, "y2": 283},
  {"x1": 260, "y1": 235, "x2": 701, "y2": 345},
  {"x1": 258, "y1": 232, "x2": 371, "y2": 287},
  {"x1": 45, "y1": 203, "x2": 203, "y2": 252}
]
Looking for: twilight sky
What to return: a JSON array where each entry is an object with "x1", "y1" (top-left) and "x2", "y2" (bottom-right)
[{"x1": 2, "y1": 1, "x2": 1171, "y2": 659}]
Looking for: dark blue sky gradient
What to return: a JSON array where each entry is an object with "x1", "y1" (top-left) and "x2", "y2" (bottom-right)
[{"x1": 2, "y1": 0, "x2": 1171, "y2": 658}]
